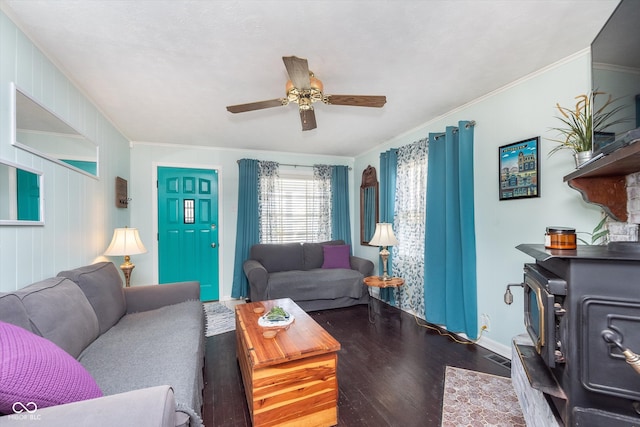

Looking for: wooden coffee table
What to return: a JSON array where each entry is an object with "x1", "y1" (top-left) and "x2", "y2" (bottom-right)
[{"x1": 235, "y1": 298, "x2": 340, "y2": 427}]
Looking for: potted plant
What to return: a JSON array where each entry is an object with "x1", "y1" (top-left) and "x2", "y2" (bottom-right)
[
  {"x1": 550, "y1": 91, "x2": 629, "y2": 167},
  {"x1": 577, "y1": 212, "x2": 609, "y2": 245}
]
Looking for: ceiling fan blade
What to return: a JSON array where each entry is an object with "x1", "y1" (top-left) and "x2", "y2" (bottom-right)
[
  {"x1": 300, "y1": 109, "x2": 317, "y2": 131},
  {"x1": 283, "y1": 56, "x2": 311, "y2": 89},
  {"x1": 324, "y1": 95, "x2": 387, "y2": 108},
  {"x1": 226, "y1": 98, "x2": 286, "y2": 113}
]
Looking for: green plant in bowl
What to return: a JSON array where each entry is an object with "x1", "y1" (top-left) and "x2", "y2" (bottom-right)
[
  {"x1": 550, "y1": 91, "x2": 630, "y2": 157},
  {"x1": 265, "y1": 306, "x2": 289, "y2": 322}
]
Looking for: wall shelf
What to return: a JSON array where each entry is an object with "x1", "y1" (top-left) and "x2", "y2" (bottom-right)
[{"x1": 563, "y1": 142, "x2": 640, "y2": 222}]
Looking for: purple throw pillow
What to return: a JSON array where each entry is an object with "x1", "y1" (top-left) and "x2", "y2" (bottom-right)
[
  {"x1": 0, "y1": 321, "x2": 102, "y2": 415},
  {"x1": 321, "y1": 244, "x2": 352, "y2": 269}
]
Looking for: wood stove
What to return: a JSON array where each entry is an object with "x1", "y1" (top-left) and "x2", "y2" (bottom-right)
[{"x1": 514, "y1": 244, "x2": 640, "y2": 426}]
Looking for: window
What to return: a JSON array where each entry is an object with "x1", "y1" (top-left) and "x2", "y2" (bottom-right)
[
  {"x1": 183, "y1": 199, "x2": 195, "y2": 224},
  {"x1": 259, "y1": 169, "x2": 331, "y2": 244}
]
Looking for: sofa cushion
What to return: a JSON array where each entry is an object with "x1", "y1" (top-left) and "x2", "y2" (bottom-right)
[
  {"x1": 78, "y1": 300, "x2": 204, "y2": 423},
  {"x1": 0, "y1": 293, "x2": 33, "y2": 333},
  {"x1": 302, "y1": 240, "x2": 344, "y2": 270},
  {"x1": 322, "y1": 244, "x2": 351, "y2": 269},
  {"x1": 250, "y1": 243, "x2": 304, "y2": 273},
  {"x1": 267, "y1": 268, "x2": 366, "y2": 301},
  {"x1": 0, "y1": 321, "x2": 102, "y2": 414},
  {"x1": 2, "y1": 277, "x2": 100, "y2": 359},
  {"x1": 58, "y1": 262, "x2": 126, "y2": 335}
]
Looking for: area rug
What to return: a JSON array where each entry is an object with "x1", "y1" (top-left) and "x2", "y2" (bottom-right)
[
  {"x1": 203, "y1": 302, "x2": 235, "y2": 337},
  {"x1": 441, "y1": 366, "x2": 526, "y2": 427}
]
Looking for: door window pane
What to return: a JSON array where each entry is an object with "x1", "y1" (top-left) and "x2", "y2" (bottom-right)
[{"x1": 184, "y1": 199, "x2": 195, "y2": 224}]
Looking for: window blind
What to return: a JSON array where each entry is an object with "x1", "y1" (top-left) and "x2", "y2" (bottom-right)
[{"x1": 260, "y1": 175, "x2": 329, "y2": 243}]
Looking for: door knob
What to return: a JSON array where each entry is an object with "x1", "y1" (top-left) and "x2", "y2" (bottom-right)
[{"x1": 211, "y1": 243, "x2": 217, "y2": 248}]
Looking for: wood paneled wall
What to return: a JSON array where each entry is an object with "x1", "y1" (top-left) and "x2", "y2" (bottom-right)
[{"x1": 0, "y1": 9, "x2": 130, "y2": 291}]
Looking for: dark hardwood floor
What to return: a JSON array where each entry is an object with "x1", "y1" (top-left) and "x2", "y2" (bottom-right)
[{"x1": 202, "y1": 299, "x2": 510, "y2": 427}]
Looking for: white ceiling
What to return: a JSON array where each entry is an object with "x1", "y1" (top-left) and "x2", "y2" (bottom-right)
[{"x1": 1, "y1": 0, "x2": 620, "y2": 157}]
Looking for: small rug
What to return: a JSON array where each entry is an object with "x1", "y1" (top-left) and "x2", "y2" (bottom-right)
[
  {"x1": 203, "y1": 302, "x2": 236, "y2": 337},
  {"x1": 441, "y1": 366, "x2": 526, "y2": 427}
]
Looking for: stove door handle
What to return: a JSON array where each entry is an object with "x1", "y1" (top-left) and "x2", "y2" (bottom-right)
[{"x1": 602, "y1": 329, "x2": 640, "y2": 375}]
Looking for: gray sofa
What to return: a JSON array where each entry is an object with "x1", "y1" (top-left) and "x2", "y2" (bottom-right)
[
  {"x1": 243, "y1": 240, "x2": 373, "y2": 311},
  {"x1": 0, "y1": 262, "x2": 204, "y2": 427}
]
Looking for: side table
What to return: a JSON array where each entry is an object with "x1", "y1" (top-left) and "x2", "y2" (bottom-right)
[{"x1": 363, "y1": 276, "x2": 404, "y2": 323}]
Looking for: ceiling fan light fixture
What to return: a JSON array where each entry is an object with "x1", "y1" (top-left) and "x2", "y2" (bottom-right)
[
  {"x1": 285, "y1": 79, "x2": 295, "y2": 93},
  {"x1": 309, "y1": 73, "x2": 323, "y2": 92},
  {"x1": 286, "y1": 82, "x2": 299, "y2": 103},
  {"x1": 298, "y1": 98, "x2": 313, "y2": 111},
  {"x1": 286, "y1": 71, "x2": 324, "y2": 106}
]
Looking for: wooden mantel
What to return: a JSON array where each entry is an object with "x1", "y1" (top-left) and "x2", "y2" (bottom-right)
[{"x1": 564, "y1": 142, "x2": 640, "y2": 222}]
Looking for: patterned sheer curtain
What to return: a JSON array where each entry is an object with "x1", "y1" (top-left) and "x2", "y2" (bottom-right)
[
  {"x1": 313, "y1": 165, "x2": 332, "y2": 241},
  {"x1": 258, "y1": 161, "x2": 280, "y2": 243},
  {"x1": 392, "y1": 138, "x2": 428, "y2": 317}
]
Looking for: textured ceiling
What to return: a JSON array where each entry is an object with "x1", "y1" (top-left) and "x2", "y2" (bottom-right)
[{"x1": 1, "y1": 0, "x2": 620, "y2": 157}]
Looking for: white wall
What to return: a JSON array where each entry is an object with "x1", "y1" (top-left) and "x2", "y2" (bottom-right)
[
  {"x1": 353, "y1": 51, "x2": 602, "y2": 357},
  {"x1": 128, "y1": 142, "x2": 355, "y2": 298},
  {"x1": 0, "y1": 6, "x2": 604, "y2": 357},
  {"x1": 0, "y1": 8, "x2": 130, "y2": 291}
]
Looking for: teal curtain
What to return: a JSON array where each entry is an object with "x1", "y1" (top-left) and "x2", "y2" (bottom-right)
[
  {"x1": 231, "y1": 159, "x2": 259, "y2": 299},
  {"x1": 378, "y1": 149, "x2": 398, "y2": 304},
  {"x1": 331, "y1": 165, "x2": 351, "y2": 246},
  {"x1": 424, "y1": 121, "x2": 477, "y2": 338}
]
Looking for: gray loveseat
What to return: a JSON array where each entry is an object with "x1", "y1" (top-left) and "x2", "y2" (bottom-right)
[
  {"x1": 0, "y1": 262, "x2": 204, "y2": 427},
  {"x1": 243, "y1": 240, "x2": 373, "y2": 311}
]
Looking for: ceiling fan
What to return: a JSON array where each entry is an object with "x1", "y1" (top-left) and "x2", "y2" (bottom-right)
[{"x1": 226, "y1": 56, "x2": 386, "y2": 131}]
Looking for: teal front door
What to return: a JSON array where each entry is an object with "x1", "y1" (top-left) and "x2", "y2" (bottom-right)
[{"x1": 157, "y1": 167, "x2": 219, "y2": 301}]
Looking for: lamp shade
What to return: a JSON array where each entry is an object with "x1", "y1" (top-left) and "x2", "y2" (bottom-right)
[
  {"x1": 104, "y1": 227, "x2": 147, "y2": 256},
  {"x1": 368, "y1": 223, "x2": 399, "y2": 247}
]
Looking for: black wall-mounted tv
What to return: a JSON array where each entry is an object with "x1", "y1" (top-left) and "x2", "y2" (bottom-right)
[{"x1": 591, "y1": 0, "x2": 640, "y2": 155}]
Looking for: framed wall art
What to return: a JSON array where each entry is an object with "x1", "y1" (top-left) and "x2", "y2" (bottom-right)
[{"x1": 498, "y1": 137, "x2": 539, "y2": 200}]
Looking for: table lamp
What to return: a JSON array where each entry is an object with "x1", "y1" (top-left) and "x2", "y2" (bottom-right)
[
  {"x1": 368, "y1": 223, "x2": 399, "y2": 280},
  {"x1": 104, "y1": 227, "x2": 147, "y2": 287}
]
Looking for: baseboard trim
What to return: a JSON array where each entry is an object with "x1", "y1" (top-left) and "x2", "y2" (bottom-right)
[{"x1": 476, "y1": 335, "x2": 512, "y2": 360}]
